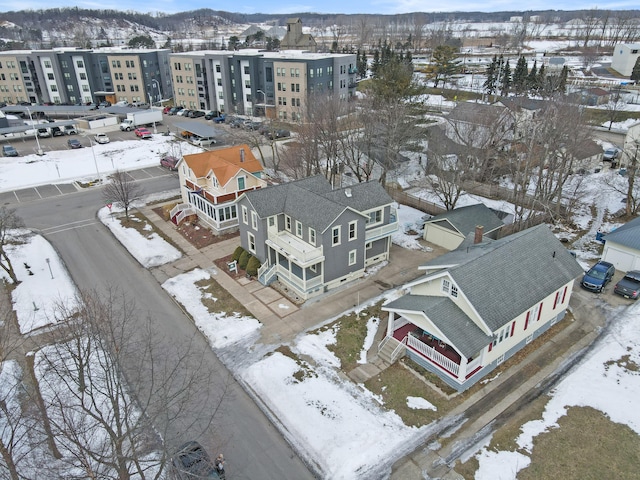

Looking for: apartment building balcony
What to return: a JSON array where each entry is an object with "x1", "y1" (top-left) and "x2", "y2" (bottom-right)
[{"x1": 266, "y1": 228, "x2": 324, "y2": 267}]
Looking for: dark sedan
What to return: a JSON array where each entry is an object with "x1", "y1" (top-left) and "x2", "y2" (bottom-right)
[
  {"x1": 614, "y1": 271, "x2": 640, "y2": 299},
  {"x1": 171, "y1": 441, "x2": 221, "y2": 480},
  {"x1": 67, "y1": 138, "x2": 83, "y2": 149}
]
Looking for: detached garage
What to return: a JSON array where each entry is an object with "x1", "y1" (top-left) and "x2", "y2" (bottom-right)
[{"x1": 602, "y1": 216, "x2": 640, "y2": 272}]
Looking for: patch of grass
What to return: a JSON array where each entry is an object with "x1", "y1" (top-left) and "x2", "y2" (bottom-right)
[
  {"x1": 272, "y1": 345, "x2": 317, "y2": 383},
  {"x1": 323, "y1": 301, "x2": 386, "y2": 373},
  {"x1": 518, "y1": 406, "x2": 640, "y2": 480},
  {"x1": 194, "y1": 276, "x2": 252, "y2": 317},
  {"x1": 119, "y1": 211, "x2": 183, "y2": 253},
  {"x1": 364, "y1": 362, "x2": 447, "y2": 427},
  {"x1": 605, "y1": 353, "x2": 640, "y2": 373}
]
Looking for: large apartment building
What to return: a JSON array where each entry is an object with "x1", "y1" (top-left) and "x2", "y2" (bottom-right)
[
  {"x1": 0, "y1": 47, "x2": 172, "y2": 106},
  {"x1": 169, "y1": 49, "x2": 357, "y2": 120}
]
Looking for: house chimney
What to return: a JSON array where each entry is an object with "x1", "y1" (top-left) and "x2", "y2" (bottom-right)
[
  {"x1": 240, "y1": 148, "x2": 245, "y2": 162},
  {"x1": 474, "y1": 225, "x2": 484, "y2": 244},
  {"x1": 345, "y1": 188, "x2": 352, "y2": 198}
]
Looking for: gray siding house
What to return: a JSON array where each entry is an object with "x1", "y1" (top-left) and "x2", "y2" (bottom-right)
[{"x1": 237, "y1": 175, "x2": 398, "y2": 300}]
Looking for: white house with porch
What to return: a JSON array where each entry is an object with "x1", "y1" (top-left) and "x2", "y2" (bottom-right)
[{"x1": 380, "y1": 224, "x2": 583, "y2": 392}]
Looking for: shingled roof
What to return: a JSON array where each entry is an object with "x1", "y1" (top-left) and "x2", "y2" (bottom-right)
[
  {"x1": 242, "y1": 175, "x2": 394, "y2": 233},
  {"x1": 423, "y1": 224, "x2": 584, "y2": 332},
  {"x1": 604, "y1": 216, "x2": 640, "y2": 250},
  {"x1": 425, "y1": 203, "x2": 504, "y2": 237},
  {"x1": 182, "y1": 145, "x2": 263, "y2": 186}
]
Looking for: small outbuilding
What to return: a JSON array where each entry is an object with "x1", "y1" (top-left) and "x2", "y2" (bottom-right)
[
  {"x1": 423, "y1": 204, "x2": 504, "y2": 250},
  {"x1": 602, "y1": 216, "x2": 640, "y2": 272}
]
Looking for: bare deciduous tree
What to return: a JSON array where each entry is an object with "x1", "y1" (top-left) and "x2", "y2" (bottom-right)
[
  {"x1": 33, "y1": 288, "x2": 231, "y2": 479},
  {"x1": 0, "y1": 208, "x2": 30, "y2": 285},
  {"x1": 102, "y1": 171, "x2": 144, "y2": 221}
]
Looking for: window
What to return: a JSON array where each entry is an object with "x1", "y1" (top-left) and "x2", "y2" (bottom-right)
[
  {"x1": 242, "y1": 205, "x2": 248, "y2": 224},
  {"x1": 244, "y1": 66, "x2": 250, "y2": 74},
  {"x1": 76, "y1": 60, "x2": 84, "y2": 68},
  {"x1": 295, "y1": 220, "x2": 302, "y2": 238},
  {"x1": 47, "y1": 73, "x2": 54, "y2": 80},
  {"x1": 237, "y1": 176, "x2": 245, "y2": 190},
  {"x1": 450, "y1": 285, "x2": 458, "y2": 298},
  {"x1": 442, "y1": 279, "x2": 450, "y2": 294},
  {"x1": 309, "y1": 228, "x2": 316, "y2": 245},
  {"x1": 310, "y1": 264, "x2": 317, "y2": 273},
  {"x1": 348, "y1": 220, "x2": 357, "y2": 240},
  {"x1": 367, "y1": 210, "x2": 382, "y2": 225},
  {"x1": 285, "y1": 215, "x2": 291, "y2": 232},
  {"x1": 268, "y1": 216, "x2": 275, "y2": 228},
  {"x1": 247, "y1": 232, "x2": 256, "y2": 253},
  {"x1": 44, "y1": 60, "x2": 52, "y2": 68},
  {"x1": 332, "y1": 226, "x2": 341, "y2": 246},
  {"x1": 366, "y1": 242, "x2": 372, "y2": 250},
  {"x1": 251, "y1": 211, "x2": 258, "y2": 230},
  {"x1": 348, "y1": 250, "x2": 356, "y2": 265}
]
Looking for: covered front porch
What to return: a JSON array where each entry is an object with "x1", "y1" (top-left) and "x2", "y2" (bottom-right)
[{"x1": 386, "y1": 314, "x2": 485, "y2": 387}]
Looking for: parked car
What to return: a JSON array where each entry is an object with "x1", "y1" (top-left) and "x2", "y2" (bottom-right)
[
  {"x1": 267, "y1": 128, "x2": 291, "y2": 140},
  {"x1": 168, "y1": 106, "x2": 183, "y2": 115},
  {"x1": 67, "y1": 138, "x2": 83, "y2": 149},
  {"x1": 212, "y1": 114, "x2": 226, "y2": 123},
  {"x1": 37, "y1": 127, "x2": 51, "y2": 138},
  {"x1": 2, "y1": 145, "x2": 18, "y2": 157},
  {"x1": 204, "y1": 110, "x2": 219, "y2": 120},
  {"x1": 177, "y1": 109, "x2": 191, "y2": 117},
  {"x1": 181, "y1": 130, "x2": 194, "y2": 139},
  {"x1": 98, "y1": 101, "x2": 111, "y2": 108},
  {"x1": 613, "y1": 270, "x2": 640, "y2": 299},
  {"x1": 134, "y1": 127, "x2": 152, "y2": 139},
  {"x1": 163, "y1": 106, "x2": 171, "y2": 114},
  {"x1": 244, "y1": 121, "x2": 262, "y2": 131},
  {"x1": 193, "y1": 136, "x2": 217, "y2": 147},
  {"x1": 64, "y1": 125, "x2": 78, "y2": 135},
  {"x1": 190, "y1": 110, "x2": 206, "y2": 118},
  {"x1": 227, "y1": 117, "x2": 243, "y2": 128},
  {"x1": 51, "y1": 126, "x2": 64, "y2": 137},
  {"x1": 160, "y1": 155, "x2": 179, "y2": 170},
  {"x1": 171, "y1": 441, "x2": 221, "y2": 480},
  {"x1": 581, "y1": 261, "x2": 615, "y2": 292},
  {"x1": 603, "y1": 147, "x2": 621, "y2": 161},
  {"x1": 94, "y1": 133, "x2": 110, "y2": 144}
]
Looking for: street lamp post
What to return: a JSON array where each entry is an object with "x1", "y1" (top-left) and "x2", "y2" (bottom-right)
[
  {"x1": 151, "y1": 79, "x2": 162, "y2": 105},
  {"x1": 256, "y1": 89, "x2": 266, "y2": 117},
  {"x1": 85, "y1": 134, "x2": 100, "y2": 181},
  {"x1": 25, "y1": 107, "x2": 44, "y2": 156}
]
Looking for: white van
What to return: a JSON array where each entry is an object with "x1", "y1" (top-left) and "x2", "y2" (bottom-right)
[{"x1": 194, "y1": 137, "x2": 217, "y2": 147}]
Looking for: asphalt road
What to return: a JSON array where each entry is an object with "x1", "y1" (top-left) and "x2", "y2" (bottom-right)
[{"x1": 11, "y1": 173, "x2": 315, "y2": 480}]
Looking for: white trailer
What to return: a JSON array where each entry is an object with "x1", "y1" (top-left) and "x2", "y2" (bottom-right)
[{"x1": 119, "y1": 109, "x2": 163, "y2": 131}]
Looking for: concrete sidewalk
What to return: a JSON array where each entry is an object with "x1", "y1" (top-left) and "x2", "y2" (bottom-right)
[{"x1": 141, "y1": 203, "x2": 438, "y2": 345}]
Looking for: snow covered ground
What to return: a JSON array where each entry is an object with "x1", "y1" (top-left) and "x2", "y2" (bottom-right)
[{"x1": 2, "y1": 122, "x2": 640, "y2": 478}]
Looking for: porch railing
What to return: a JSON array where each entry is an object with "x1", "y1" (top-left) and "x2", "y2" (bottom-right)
[
  {"x1": 170, "y1": 203, "x2": 196, "y2": 224},
  {"x1": 406, "y1": 335, "x2": 460, "y2": 376}
]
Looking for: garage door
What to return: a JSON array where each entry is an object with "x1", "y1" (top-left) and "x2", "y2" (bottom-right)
[{"x1": 603, "y1": 246, "x2": 636, "y2": 272}]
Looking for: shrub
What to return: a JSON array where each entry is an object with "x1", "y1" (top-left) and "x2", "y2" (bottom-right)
[
  {"x1": 238, "y1": 250, "x2": 250, "y2": 270},
  {"x1": 232, "y1": 246, "x2": 245, "y2": 262},
  {"x1": 246, "y1": 256, "x2": 261, "y2": 277}
]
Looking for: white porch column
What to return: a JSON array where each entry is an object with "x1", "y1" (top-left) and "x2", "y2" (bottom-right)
[
  {"x1": 387, "y1": 311, "x2": 395, "y2": 337},
  {"x1": 457, "y1": 357, "x2": 468, "y2": 381}
]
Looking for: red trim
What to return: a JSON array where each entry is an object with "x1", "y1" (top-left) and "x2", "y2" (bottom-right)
[
  {"x1": 466, "y1": 365, "x2": 483, "y2": 379},
  {"x1": 553, "y1": 291, "x2": 560, "y2": 309},
  {"x1": 510, "y1": 321, "x2": 516, "y2": 337},
  {"x1": 537, "y1": 302, "x2": 543, "y2": 321},
  {"x1": 561, "y1": 286, "x2": 567, "y2": 304},
  {"x1": 524, "y1": 311, "x2": 530, "y2": 330},
  {"x1": 488, "y1": 342, "x2": 492, "y2": 352}
]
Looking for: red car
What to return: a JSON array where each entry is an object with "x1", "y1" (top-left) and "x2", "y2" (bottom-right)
[{"x1": 134, "y1": 127, "x2": 152, "y2": 139}]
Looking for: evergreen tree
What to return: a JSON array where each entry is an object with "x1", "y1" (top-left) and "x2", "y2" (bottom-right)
[
  {"x1": 527, "y1": 60, "x2": 538, "y2": 94},
  {"x1": 513, "y1": 56, "x2": 528, "y2": 96},
  {"x1": 484, "y1": 55, "x2": 498, "y2": 96},
  {"x1": 631, "y1": 57, "x2": 640, "y2": 85},
  {"x1": 557, "y1": 66, "x2": 569, "y2": 93},
  {"x1": 500, "y1": 59, "x2": 512, "y2": 96},
  {"x1": 537, "y1": 64, "x2": 546, "y2": 91},
  {"x1": 372, "y1": 49, "x2": 381, "y2": 77}
]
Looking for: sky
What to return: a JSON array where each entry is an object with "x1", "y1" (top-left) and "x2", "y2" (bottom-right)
[
  {"x1": 1, "y1": 0, "x2": 640, "y2": 16},
  {"x1": 2, "y1": 117, "x2": 640, "y2": 477}
]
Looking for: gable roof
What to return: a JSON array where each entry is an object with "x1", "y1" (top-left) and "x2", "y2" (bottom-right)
[
  {"x1": 422, "y1": 224, "x2": 584, "y2": 332},
  {"x1": 384, "y1": 295, "x2": 492, "y2": 358},
  {"x1": 243, "y1": 175, "x2": 393, "y2": 232},
  {"x1": 182, "y1": 145, "x2": 263, "y2": 186},
  {"x1": 447, "y1": 102, "x2": 507, "y2": 126},
  {"x1": 425, "y1": 203, "x2": 504, "y2": 236},
  {"x1": 604, "y1": 216, "x2": 640, "y2": 250}
]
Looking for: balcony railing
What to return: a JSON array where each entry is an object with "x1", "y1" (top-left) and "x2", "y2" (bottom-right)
[
  {"x1": 365, "y1": 220, "x2": 398, "y2": 242},
  {"x1": 275, "y1": 265, "x2": 324, "y2": 292},
  {"x1": 266, "y1": 230, "x2": 324, "y2": 265}
]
